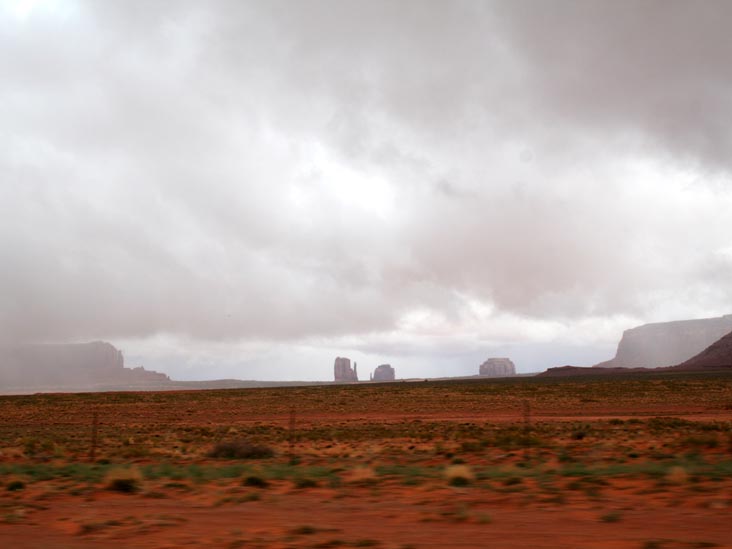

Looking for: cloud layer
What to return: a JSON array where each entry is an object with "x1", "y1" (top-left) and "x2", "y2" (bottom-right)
[{"x1": 2, "y1": 1, "x2": 731, "y2": 377}]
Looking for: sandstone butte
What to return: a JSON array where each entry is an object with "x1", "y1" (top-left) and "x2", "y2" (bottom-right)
[
  {"x1": 333, "y1": 356, "x2": 358, "y2": 382},
  {"x1": 478, "y1": 357, "x2": 516, "y2": 377},
  {"x1": 371, "y1": 364, "x2": 395, "y2": 381}
]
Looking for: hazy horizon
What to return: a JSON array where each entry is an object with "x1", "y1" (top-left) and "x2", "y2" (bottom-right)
[{"x1": 2, "y1": 1, "x2": 732, "y2": 381}]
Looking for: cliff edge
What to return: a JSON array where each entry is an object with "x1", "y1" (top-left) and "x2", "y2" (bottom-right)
[
  {"x1": 0, "y1": 341, "x2": 170, "y2": 392},
  {"x1": 594, "y1": 314, "x2": 732, "y2": 368},
  {"x1": 676, "y1": 329, "x2": 732, "y2": 369}
]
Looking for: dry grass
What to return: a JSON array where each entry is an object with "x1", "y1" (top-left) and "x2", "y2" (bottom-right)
[
  {"x1": 444, "y1": 464, "x2": 475, "y2": 486},
  {"x1": 666, "y1": 465, "x2": 689, "y2": 484},
  {"x1": 345, "y1": 466, "x2": 377, "y2": 485},
  {"x1": 104, "y1": 466, "x2": 143, "y2": 493},
  {"x1": 208, "y1": 440, "x2": 274, "y2": 459}
]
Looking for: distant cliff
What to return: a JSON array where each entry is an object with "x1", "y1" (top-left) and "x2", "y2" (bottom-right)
[
  {"x1": 595, "y1": 314, "x2": 732, "y2": 369},
  {"x1": 0, "y1": 341, "x2": 170, "y2": 392},
  {"x1": 677, "y1": 329, "x2": 732, "y2": 369},
  {"x1": 540, "y1": 327, "x2": 732, "y2": 377}
]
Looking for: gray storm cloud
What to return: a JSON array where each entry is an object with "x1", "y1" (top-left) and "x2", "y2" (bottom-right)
[{"x1": 1, "y1": 1, "x2": 731, "y2": 377}]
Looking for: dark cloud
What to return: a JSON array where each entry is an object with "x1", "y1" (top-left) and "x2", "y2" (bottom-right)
[
  {"x1": 1, "y1": 1, "x2": 731, "y2": 376},
  {"x1": 496, "y1": 0, "x2": 732, "y2": 172}
]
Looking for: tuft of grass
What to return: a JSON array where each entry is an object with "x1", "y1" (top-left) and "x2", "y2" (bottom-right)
[
  {"x1": 315, "y1": 540, "x2": 346, "y2": 548},
  {"x1": 290, "y1": 525, "x2": 319, "y2": 535},
  {"x1": 6, "y1": 480, "x2": 25, "y2": 492},
  {"x1": 353, "y1": 540, "x2": 380, "y2": 547},
  {"x1": 208, "y1": 440, "x2": 274, "y2": 459},
  {"x1": 599, "y1": 511, "x2": 622, "y2": 523},
  {"x1": 78, "y1": 522, "x2": 106, "y2": 535},
  {"x1": 294, "y1": 477, "x2": 318, "y2": 489},
  {"x1": 477, "y1": 512, "x2": 492, "y2": 524},
  {"x1": 459, "y1": 441, "x2": 485, "y2": 453},
  {"x1": 346, "y1": 466, "x2": 377, "y2": 485},
  {"x1": 666, "y1": 466, "x2": 688, "y2": 484},
  {"x1": 104, "y1": 466, "x2": 142, "y2": 493},
  {"x1": 78, "y1": 519, "x2": 122, "y2": 535},
  {"x1": 445, "y1": 464, "x2": 474, "y2": 487},
  {"x1": 503, "y1": 476, "x2": 523, "y2": 486},
  {"x1": 242, "y1": 475, "x2": 269, "y2": 488}
]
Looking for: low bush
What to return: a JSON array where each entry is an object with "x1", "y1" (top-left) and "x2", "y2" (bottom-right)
[
  {"x1": 294, "y1": 477, "x2": 318, "y2": 489},
  {"x1": 290, "y1": 525, "x2": 318, "y2": 535},
  {"x1": 345, "y1": 466, "x2": 377, "y2": 485},
  {"x1": 502, "y1": 476, "x2": 523, "y2": 486},
  {"x1": 104, "y1": 466, "x2": 142, "y2": 493},
  {"x1": 445, "y1": 464, "x2": 474, "y2": 487},
  {"x1": 208, "y1": 441, "x2": 274, "y2": 459},
  {"x1": 6, "y1": 480, "x2": 25, "y2": 492},
  {"x1": 599, "y1": 511, "x2": 622, "y2": 523},
  {"x1": 242, "y1": 475, "x2": 269, "y2": 488}
]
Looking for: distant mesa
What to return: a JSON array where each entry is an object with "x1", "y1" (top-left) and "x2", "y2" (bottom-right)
[
  {"x1": 333, "y1": 356, "x2": 358, "y2": 382},
  {"x1": 0, "y1": 341, "x2": 170, "y2": 392},
  {"x1": 479, "y1": 357, "x2": 516, "y2": 377},
  {"x1": 594, "y1": 314, "x2": 732, "y2": 369},
  {"x1": 538, "y1": 365, "x2": 641, "y2": 377},
  {"x1": 371, "y1": 364, "x2": 395, "y2": 382},
  {"x1": 540, "y1": 320, "x2": 732, "y2": 378},
  {"x1": 676, "y1": 328, "x2": 732, "y2": 370}
]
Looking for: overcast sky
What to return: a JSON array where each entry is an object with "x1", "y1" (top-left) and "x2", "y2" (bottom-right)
[{"x1": 2, "y1": 0, "x2": 732, "y2": 380}]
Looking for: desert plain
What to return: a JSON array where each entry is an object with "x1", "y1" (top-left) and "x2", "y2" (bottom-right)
[{"x1": 2, "y1": 372, "x2": 732, "y2": 548}]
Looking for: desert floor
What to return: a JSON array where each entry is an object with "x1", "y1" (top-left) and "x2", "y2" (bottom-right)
[{"x1": 2, "y1": 372, "x2": 732, "y2": 548}]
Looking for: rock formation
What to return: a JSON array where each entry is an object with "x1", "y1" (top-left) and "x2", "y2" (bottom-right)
[
  {"x1": 333, "y1": 357, "x2": 358, "y2": 382},
  {"x1": 479, "y1": 358, "x2": 516, "y2": 377},
  {"x1": 676, "y1": 329, "x2": 732, "y2": 369},
  {"x1": 594, "y1": 314, "x2": 732, "y2": 369},
  {"x1": 372, "y1": 364, "x2": 395, "y2": 381},
  {"x1": 0, "y1": 341, "x2": 170, "y2": 391},
  {"x1": 538, "y1": 365, "x2": 647, "y2": 377}
]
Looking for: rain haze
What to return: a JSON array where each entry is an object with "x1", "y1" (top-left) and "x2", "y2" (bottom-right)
[{"x1": 2, "y1": 0, "x2": 732, "y2": 381}]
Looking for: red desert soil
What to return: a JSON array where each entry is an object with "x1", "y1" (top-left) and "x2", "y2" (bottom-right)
[{"x1": 2, "y1": 373, "x2": 732, "y2": 548}]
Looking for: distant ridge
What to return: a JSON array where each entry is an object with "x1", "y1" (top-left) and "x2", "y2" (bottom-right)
[
  {"x1": 0, "y1": 341, "x2": 170, "y2": 393},
  {"x1": 540, "y1": 328, "x2": 732, "y2": 378},
  {"x1": 676, "y1": 329, "x2": 732, "y2": 369},
  {"x1": 594, "y1": 314, "x2": 732, "y2": 368}
]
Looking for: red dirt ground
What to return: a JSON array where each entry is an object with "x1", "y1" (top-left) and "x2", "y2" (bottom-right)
[{"x1": 2, "y1": 374, "x2": 732, "y2": 548}]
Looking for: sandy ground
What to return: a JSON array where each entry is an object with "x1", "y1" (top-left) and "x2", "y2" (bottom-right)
[
  {"x1": 3, "y1": 479, "x2": 732, "y2": 548},
  {"x1": 2, "y1": 375, "x2": 732, "y2": 548}
]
